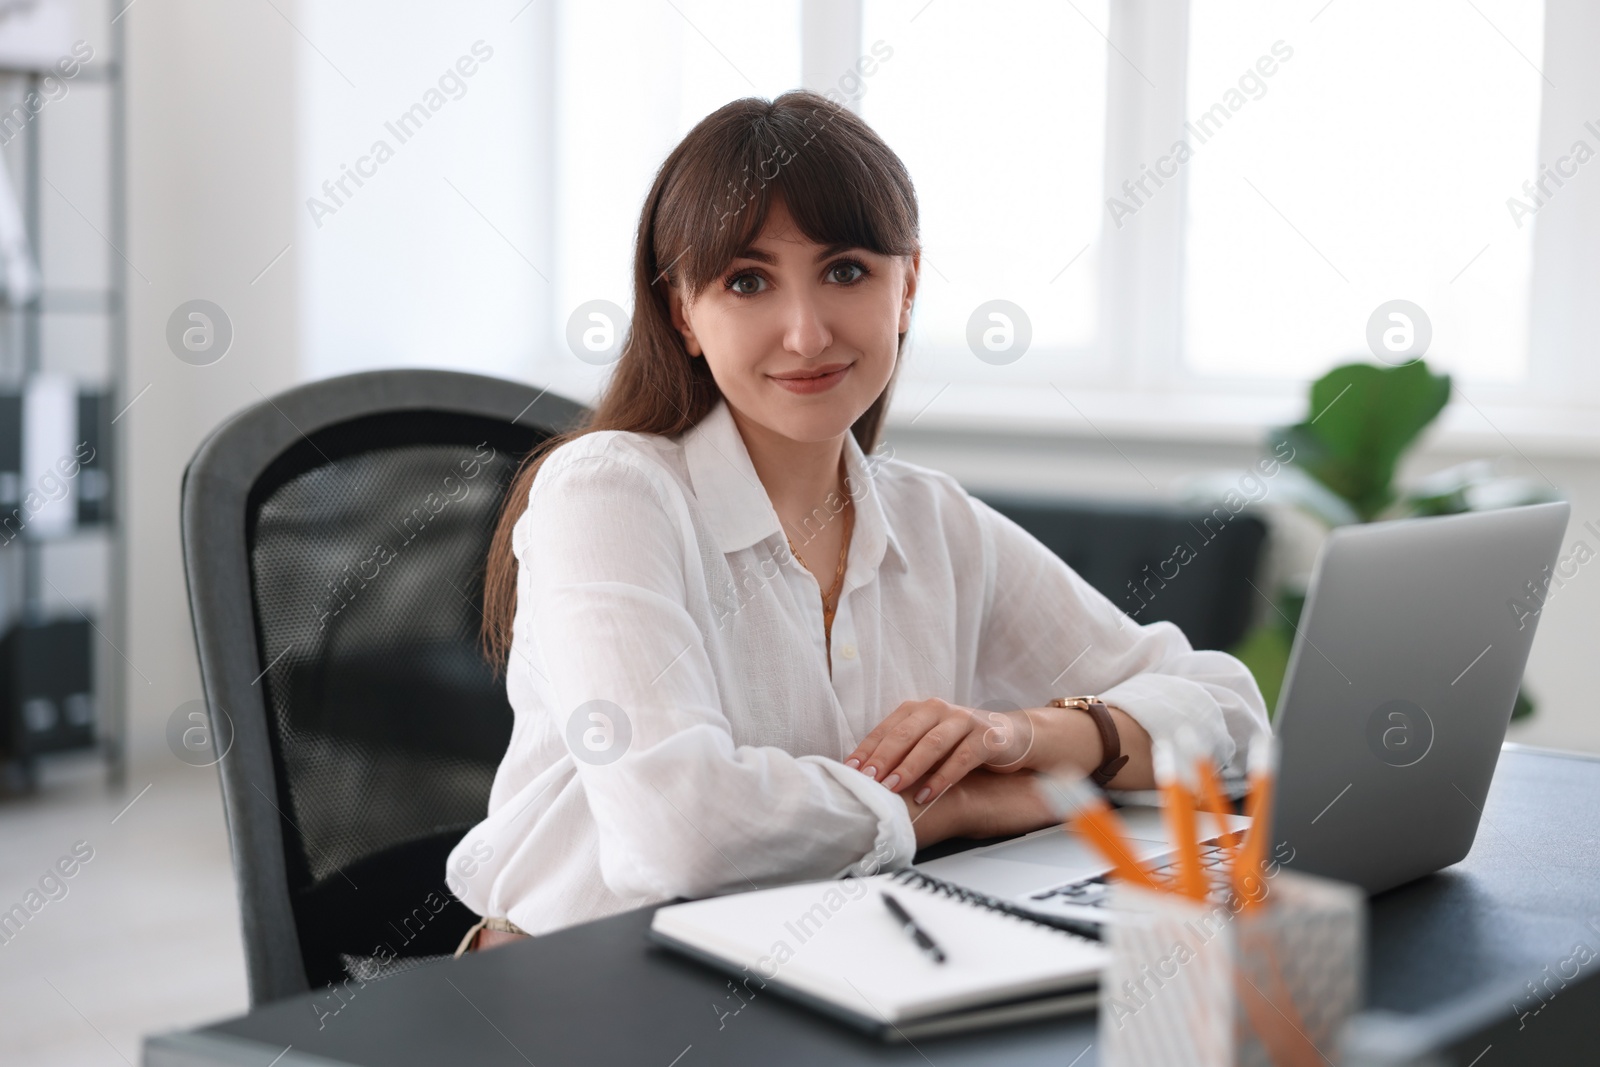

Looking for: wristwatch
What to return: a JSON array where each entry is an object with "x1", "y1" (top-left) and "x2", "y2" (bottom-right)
[{"x1": 1049, "y1": 695, "x2": 1129, "y2": 787}]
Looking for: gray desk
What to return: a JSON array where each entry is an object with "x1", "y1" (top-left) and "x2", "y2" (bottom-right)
[{"x1": 144, "y1": 745, "x2": 1600, "y2": 1066}]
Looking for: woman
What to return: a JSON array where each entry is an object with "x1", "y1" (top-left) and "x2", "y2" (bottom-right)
[{"x1": 450, "y1": 90, "x2": 1269, "y2": 954}]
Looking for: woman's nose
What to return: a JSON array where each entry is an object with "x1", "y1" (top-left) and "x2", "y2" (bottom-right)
[{"x1": 781, "y1": 289, "x2": 833, "y2": 359}]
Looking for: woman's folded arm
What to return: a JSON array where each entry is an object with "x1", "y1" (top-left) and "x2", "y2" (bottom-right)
[{"x1": 967, "y1": 492, "x2": 1270, "y2": 777}]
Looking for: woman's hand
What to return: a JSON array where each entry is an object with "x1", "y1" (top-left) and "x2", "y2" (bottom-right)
[
  {"x1": 901, "y1": 767, "x2": 1060, "y2": 848},
  {"x1": 847, "y1": 697, "x2": 1037, "y2": 806},
  {"x1": 854, "y1": 697, "x2": 1158, "y2": 802},
  {"x1": 953, "y1": 768, "x2": 1061, "y2": 839}
]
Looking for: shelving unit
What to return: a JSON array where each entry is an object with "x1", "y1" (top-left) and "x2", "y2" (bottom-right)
[{"x1": 0, "y1": 0, "x2": 125, "y2": 792}]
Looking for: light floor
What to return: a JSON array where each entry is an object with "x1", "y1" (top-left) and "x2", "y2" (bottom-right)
[{"x1": 0, "y1": 754, "x2": 248, "y2": 1066}]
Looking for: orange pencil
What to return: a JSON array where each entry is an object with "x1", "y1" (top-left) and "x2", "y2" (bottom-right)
[
  {"x1": 1036, "y1": 771, "x2": 1166, "y2": 892},
  {"x1": 1194, "y1": 749, "x2": 1242, "y2": 853},
  {"x1": 1233, "y1": 731, "x2": 1279, "y2": 912},
  {"x1": 1154, "y1": 736, "x2": 1208, "y2": 901}
]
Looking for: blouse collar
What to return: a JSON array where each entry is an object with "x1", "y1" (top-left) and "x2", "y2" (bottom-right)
[{"x1": 681, "y1": 395, "x2": 907, "y2": 576}]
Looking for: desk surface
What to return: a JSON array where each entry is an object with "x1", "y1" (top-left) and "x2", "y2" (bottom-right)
[{"x1": 145, "y1": 745, "x2": 1600, "y2": 1066}]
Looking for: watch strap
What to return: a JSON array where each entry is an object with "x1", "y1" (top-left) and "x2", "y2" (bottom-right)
[{"x1": 1049, "y1": 696, "x2": 1130, "y2": 787}]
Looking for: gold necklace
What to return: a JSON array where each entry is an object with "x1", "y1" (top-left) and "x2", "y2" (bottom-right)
[{"x1": 786, "y1": 494, "x2": 854, "y2": 638}]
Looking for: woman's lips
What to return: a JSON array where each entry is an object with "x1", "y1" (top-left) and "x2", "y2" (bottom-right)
[{"x1": 769, "y1": 364, "x2": 851, "y2": 394}]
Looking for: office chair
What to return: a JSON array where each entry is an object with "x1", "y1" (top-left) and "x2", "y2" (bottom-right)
[
  {"x1": 180, "y1": 369, "x2": 588, "y2": 1006},
  {"x1": 972, "y1": 491, "x2": 1268, "y2": 652}
]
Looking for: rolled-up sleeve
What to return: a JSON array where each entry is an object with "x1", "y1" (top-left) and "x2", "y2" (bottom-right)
[
  {"x1": 519, "y1": 450, "x2": 914, "y2": 902},
  {"x1": 967, "y1": 494, "x2": 1269, "y2": 776}
]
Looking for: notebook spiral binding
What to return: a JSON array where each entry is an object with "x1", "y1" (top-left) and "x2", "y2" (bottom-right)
[{"x1": 888, "y1": 867, "x2": 1104, "y2": 943}]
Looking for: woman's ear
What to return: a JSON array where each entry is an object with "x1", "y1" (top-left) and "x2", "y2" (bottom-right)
[
  {"x1": 667, "y1": 283, "x2": 704, "y2": 357},
  {"x1": 898, "y1": 251, "x2": 921, "y2": 334}
]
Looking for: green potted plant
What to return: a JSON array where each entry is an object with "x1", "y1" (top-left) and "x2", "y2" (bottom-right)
[{"x1": 1217, "y1": 360, "x2": 1563, "y2": 720}]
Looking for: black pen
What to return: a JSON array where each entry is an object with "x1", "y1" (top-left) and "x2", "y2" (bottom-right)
[{"x1": 880, "y1": 890, "x2": 946, "y2": 964}]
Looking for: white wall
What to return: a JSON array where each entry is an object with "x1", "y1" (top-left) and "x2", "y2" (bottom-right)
[{"x1": 123, "y1": 0, "x2": 301, "y2": 770}]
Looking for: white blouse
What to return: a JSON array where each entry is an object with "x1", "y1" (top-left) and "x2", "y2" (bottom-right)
[{"x1": 445, "y1": 395, "x2": 1270, "y2": 935}]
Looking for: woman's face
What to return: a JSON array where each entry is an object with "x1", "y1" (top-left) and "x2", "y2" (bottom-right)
[{"x1": 669, "y1": 197, "x2": 918, "y2": 447}]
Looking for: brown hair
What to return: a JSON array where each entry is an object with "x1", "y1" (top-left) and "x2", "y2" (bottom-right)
[{"x1": 479, "y1": 88, "x2": 920, "y2": 677}]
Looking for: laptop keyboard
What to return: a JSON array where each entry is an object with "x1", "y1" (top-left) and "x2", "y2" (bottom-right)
[{"x1": 1029, "y1": 842, "x2": 1234, "y2": 906}]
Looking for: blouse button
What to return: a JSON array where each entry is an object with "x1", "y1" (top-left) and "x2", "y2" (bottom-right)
[{"x1": 841, "y1": 644, "x2": 857, "y2": 660}]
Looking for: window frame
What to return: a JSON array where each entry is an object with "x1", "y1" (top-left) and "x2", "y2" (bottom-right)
[{"x1": 791, "y1": 0, "x2": 1599, "y2": 438}]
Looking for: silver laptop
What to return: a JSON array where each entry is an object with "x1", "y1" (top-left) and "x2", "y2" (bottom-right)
[{"x1": 917, "y1": 501, "x2": 1571, "y2": 926}]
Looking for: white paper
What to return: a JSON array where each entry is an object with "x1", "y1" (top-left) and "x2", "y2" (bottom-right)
[{"x1": 21, "y1": 372, "x2": 75, "y2": 537}]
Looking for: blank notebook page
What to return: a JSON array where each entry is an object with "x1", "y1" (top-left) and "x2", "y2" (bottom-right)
[{"x1": 651, "y1": 871, "x2": 1109, "y2": 1024}]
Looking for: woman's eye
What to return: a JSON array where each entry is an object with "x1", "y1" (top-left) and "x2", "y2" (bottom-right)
[
  {"x1": 829, "y1": 261, "x2": 866, "y2": 284},
  {"x1": 728, "y1": 272, "x2": 766, "y2": 295}
]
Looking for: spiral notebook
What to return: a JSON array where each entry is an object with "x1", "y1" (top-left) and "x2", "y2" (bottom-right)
[{"x1": 648, "y1": 868, "x2": 1108, "y2": 1041}]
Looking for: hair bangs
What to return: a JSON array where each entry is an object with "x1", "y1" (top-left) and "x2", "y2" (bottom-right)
[{"x1": 653, "y1": 96, "x2": 919, "y2": 301}]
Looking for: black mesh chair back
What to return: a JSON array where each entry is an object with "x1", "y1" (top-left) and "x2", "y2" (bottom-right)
[
  {"x1": 973, "y1": 491, "x2": 1269, "y2": 652},
  {"x1": 181, "y1": 369, "x2": 588, "y2": 1005}
]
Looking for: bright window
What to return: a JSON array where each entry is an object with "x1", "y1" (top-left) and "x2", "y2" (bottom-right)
[
  {"x1": 860, "y1": 0, "x2": 1108, "y2": 383},
  {"x1": 554, "y1": 0, "x2": 802, "y2": 341},
  {"x1": 1181, "y1": 0, "x2": 1546, "y2": 383}
]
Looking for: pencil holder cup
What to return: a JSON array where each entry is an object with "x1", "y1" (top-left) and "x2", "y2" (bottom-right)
[{"x1": 1099, "y1": 868, "x2": 1365, "y2": 1067}]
